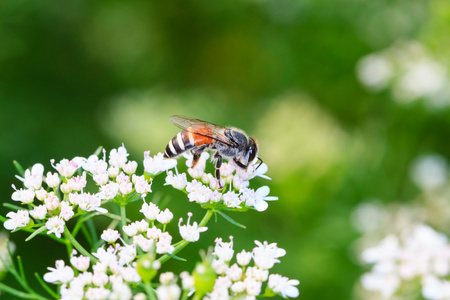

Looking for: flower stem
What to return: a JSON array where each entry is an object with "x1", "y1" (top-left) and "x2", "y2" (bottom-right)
[
  {"x1": 156, "y1": 210, "x2": 213, "y2": 265},
  {"x1": 144, "y1": 282, "x2": 157, "y2": 300},
  {"x1": 120, "y1": 205, "x2": 129, "y2": 244},
  {"x1": 63, "y1": 226, "x2": 98, "y2": 263}
]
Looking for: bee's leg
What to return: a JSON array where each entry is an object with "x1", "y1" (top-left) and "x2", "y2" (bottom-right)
[
  {"x1": 191, "y1": 145, "x2": 207, "y2": 168},
  {"x1": 214, "y1": 153, "x2": 224, "y2": 189},
  {"x1": 233, "y1": 158, "x2": 248, "y2": 170}
]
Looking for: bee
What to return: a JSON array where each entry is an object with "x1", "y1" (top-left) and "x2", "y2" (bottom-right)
[{"x1": 163, "y1": 115, "x2": 261, "y2": 188}]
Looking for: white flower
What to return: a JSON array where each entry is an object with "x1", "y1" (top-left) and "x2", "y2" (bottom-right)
[
  {"x1": 252, "y1": 240, "x2": 286, "y2": 270},
  {"x1": 99, "y1": 182, "x2": 120, "y2": 200},
  {"x1": 11, "y1": 188, "x2": 35, "y2": 204},
  {"x1": 59, "y1": 202, "x2": 75, "y2": 221},
  {"x1": 44, "y1": 260, "x2": 74, "y2": 284},
  {"x1": 157, "y1": 208, "x2": 174, "y2": 224},
  {"x1": 410, "y1": 154, "x2": 448, "y2": 191},
  {"x1": 93, "y1": 173, "x2": 109, "y2": 186},
  {"x1": 132, "y1": 175, "x2": 152, "y2": 195},
  {"x1": 16, "y1": 163, "x2": 44, "y2": 190},
  {"x1": 85, "y1": 287, "x2": 111, "y2": 300},
  {"x1": 244, "y1": 277, "x2": 262, "y2": 296},
  {"x1": 247, "y1": 186, "x2": 278, "y2": 212},
  {"x1": 236, "y1": 250, "x2": 252, "y2": 266},
  {"x1": 222, "y1": 191, "x2": 242, "y2": 208},
  {"x1": 108, "y1": 166, "x2": 120, "y2": 178},
  {"x1": 422, "y1": 275, "x2": 450, "y2": 300},
  {"x1": 178, "y1": 212, "x2": 208, "y2": 242},
  {"x1": 70, "y1": 254, "x2": 90, "y2": 272},
  {"x1": 144, "y1": 152, "x2": 177, "y2": 175},
  {"x1": 180, "y1": 271, "x2": 194, "y2": 290},
  {"x1": 45, "y1": 192, "x2": 60, "y2": 211},
  {"x1": 82, "y1": 154, "x2": 108, "y2": 175},
  {"x1": 4, "y1": 210, "x2": 30, "y2": 231},
  {"x1": 214, "y1": 236, "x2": 234, "y2": 262},
  {"x1": 226, "y1": 263, "x2": 243, "y2": 281},
  {"x1": 156, "y1": 284, "x2": 181, "y2": 300},
  {"x1": 52, "y1": 157, "x2": 85, "y2": 177},
  {"x1": 121, "y1": 266, "x2": 141, "y2": 283},
  {"x1": 187, "y1": 184, "x2": 212, "y2": 204},
  {"x1": 67, "y1": 172, "x2": 87, "y2": 192},
  {"x1": 110, "y1": 281, "x2": 132, "y2": 300},
  {"x1": 133, "y1": 235, "x2": 154, "y2": 252},
  {"x1": 140, "y1": 202, "x2": 160, "y2": 221},
  {"x1": 35, "y1": 187, "x2": 47, "y2": 201},
  {"x1": 109, "y1": 145, "x2": 129, "y2": 168},
  {"x1": 77, "y1": 193, "x2": 107, "y2": 213},
  {"x1": 123, "y1": 223, "x2": 139, "y2": 237},
  {"x1": 101, "y1": 229, "x2": 121, "y2": 243},
  {"x1": 268, "y1": 274, "x2": 300, "y2": 298},
  {"x1": 30, "y1": 204, "x2": 47, "y2": 220},
  {"x1": 356, "y1": 53, "x2": 394, "y2": 91},
  {"x1": 46, "y1": 216, "x2": 65, "y2": 238},
  {"x1": 165, "y1": 171, "x2": 187, "y2": 190},
  {"x1": 123, "y1": 161, "x2": 138, "y2": 175},
  {"x1": 45, "y1": 172, "x2": 61, "y2": 188}
]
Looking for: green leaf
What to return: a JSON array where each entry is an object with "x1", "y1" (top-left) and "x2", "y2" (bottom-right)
[
  {"x1": 25, "y1": 226, "x2": 47, "y2": 242},
  {"x1": 216, "y1": 211, "x2": 246, "y2": 229},
  {"x1": 3, "y1": 203, "x2": 25, "y2": 212},
  {"x1": 166, "y1": 252, "x2": 187, "y2": 261},
  {"x1": 13, "y1": 160, "x2": 25, "y2": 177}
]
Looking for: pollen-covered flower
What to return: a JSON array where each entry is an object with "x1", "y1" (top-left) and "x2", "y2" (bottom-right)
[{"x1": 178, "y1": 212, "x2": 208, "y2": 242}]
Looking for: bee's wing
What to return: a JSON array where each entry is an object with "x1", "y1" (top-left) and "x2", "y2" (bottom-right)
[{"x1": 169, "y1": 115, "x2": 236, "y2": 147}]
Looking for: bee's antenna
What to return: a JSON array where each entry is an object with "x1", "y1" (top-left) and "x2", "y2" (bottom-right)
[{"x1": 256, "y1": 157, "x2": 263, "y2": 170}]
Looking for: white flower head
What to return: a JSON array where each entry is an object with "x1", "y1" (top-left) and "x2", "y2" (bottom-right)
[
  {"x1": 82, "y1": 154, "x2": 108, "y2": 175},
  {"x1": 101, "y1": 229, "x2": 121, "y2": 243},
  {"x1": 30, "y1": 204, "x2": 47, "y2": 220},
  {"x1": 109, "y1": 145, "x2": 129, "y2": 168},
  {"x1": 45, "y1": 172, "x2": 61, "y2": 188},
  {"x1": 15, "y1": 163, "x2": 44, "y2": 190},
  {"x1": 4, "y1": 210, "x2": 30, "y2": 231},
  {"x1": 140, "y1": 202, "x2": 160, "y2": 221},
  {"x1": 165, "y1": 171, "x2": 187, "y2": 190},
  {"x1": 46, "y1": 216, "x2": 65, "y2": 238},
  {"x1": 268, "y1": 274, "x2": 300, "y2": 298},
  {"x1": 144, "y1": 152, "x2": 177, "y2": 176},
  {"x1": 44, "y1": 260, "x2": 74, "y2": 284},
  {"x1": 214, "y1": 236, "x2": 234, "y2": 262},
  {"x1": 252, "y1": 240, "x2": 286, "y2": 270},
  {"x1": 157, "y1": 208, "x2": 174, "y2": 224},
  {"x1": 70, "y1": 254, "x2": 90, "y2": 272},
  {"x1": 178, "y1": 212, "x2": 208, "y2": 242},
  {"x1": 11, "y1": 187, "x2": 35, "y2": 204},
  {"x1": 52, "y1": 157, "x2": 85, "y2": 178}
]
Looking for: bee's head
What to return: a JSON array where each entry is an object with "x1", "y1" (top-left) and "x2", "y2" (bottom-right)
[{"x1": 247, "y1": 138, "x2": 258, "y2": 165}]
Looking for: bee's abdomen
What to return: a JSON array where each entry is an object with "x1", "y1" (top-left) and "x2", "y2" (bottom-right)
[{"x1": 164, "y1": 130, "x2": 195, "y2": 158}]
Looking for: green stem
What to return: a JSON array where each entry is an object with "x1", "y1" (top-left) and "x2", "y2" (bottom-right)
[
  {"x1": 63, "y1": 226, "x2": 97, "y2": 262},
  {"x1": 120, "y1": 205, "x2": 129, "y2": 244},
  {"x1": 145, "y1": 282, "x2": 157, "y2": 300},
  {"x1": 156, "y1": 210, "x2": 213, "y2": 265},
  {"x1": 0, "y1": 281, "x2": 47, "y2": 300}
]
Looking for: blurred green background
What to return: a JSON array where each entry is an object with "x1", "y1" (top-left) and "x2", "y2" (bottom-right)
[{"x1": 1, "y1": 0, "x2": 450, "y2": 299}]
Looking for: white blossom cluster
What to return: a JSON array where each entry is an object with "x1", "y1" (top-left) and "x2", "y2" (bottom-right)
[
  {"x1": 356, "y1": 41, "x2": 450, "y2": 109},
  {"x1": 205, "y1": 236, "x2": 299, "y2": 299},
  {"x1": 165, "y1": 152, "x2": 278, "y2": 211},
  {"x1": 2, "y1": 144, "x2": 299, "y2": 299},
  {"x1": 360, "y1": 224, "x2": 450, "y2": 299},
  {"x1": 4, "y1": 145, "x2": 176, "y2": 239},
  {"x1": 44, "y1": 246, "x2": 141, "y2": 300}
]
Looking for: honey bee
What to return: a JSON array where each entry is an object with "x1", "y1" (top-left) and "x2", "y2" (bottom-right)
[{"x1": 163, "y1": 115, "x2": 261, "y2": 188}]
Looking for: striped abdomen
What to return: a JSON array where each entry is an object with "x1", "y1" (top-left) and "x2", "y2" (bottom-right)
[{"x1": 164, "y1": 126, "x2": 213, "y2": 158}]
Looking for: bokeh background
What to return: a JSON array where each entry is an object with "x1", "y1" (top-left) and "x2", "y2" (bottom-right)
[{"x1": 1, "y1": 0, "x2": 450, "y2": 299}]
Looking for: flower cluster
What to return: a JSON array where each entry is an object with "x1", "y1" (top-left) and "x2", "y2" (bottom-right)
[
  {"x1": 205, "y1": 237, "x2": 299, "y2": 299},
  {"x1": 165, "y1": 152, "x2": 277, "y2": 212},
  {"x1": 360, "y1": 224, "x2": 450, "y2": 299},
  {"x1": 1, "y1": 144, "x2": 298, "y2": 300}
]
